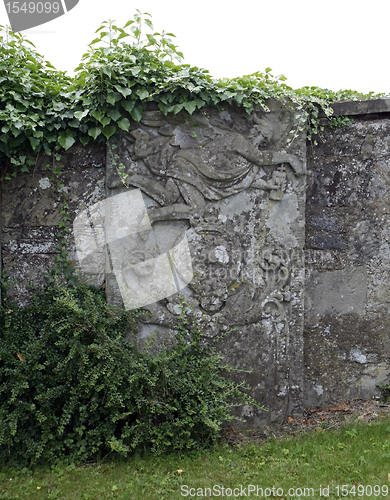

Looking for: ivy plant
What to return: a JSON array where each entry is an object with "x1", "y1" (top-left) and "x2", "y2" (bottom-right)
[
  {"x1": 0, "y1": 10, "x2": 387, "y2": 280},
  {"x1": 0, "y1": 9, "x2": 385, "y2": 177},
  {"x1": 0, "y1": 26, "x2": 72, "y2": 175}
]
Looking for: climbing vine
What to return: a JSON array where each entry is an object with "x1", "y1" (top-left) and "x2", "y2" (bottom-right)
[
  {"x1": 328, "y1": 115, "x2": 355, "y2": 129},
  {"x1": 0, "y1": 10, "x2": 386, "y2": 279},
  {"x1": 0, "y1": 10, "x2": 384, "y2": 173}
]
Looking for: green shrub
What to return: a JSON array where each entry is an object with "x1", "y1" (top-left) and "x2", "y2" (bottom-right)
[{"x1": 0, "y1": 282, "x2": 258, "y2": 466}]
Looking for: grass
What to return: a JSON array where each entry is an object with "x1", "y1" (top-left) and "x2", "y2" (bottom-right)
[{"x1": 1, "y1": 418, "x2": 390, "y2": 499}]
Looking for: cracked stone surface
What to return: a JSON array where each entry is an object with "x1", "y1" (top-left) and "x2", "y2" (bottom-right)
[{"x1": 305, "y1": 118, "x2": 390, "y2": 407}]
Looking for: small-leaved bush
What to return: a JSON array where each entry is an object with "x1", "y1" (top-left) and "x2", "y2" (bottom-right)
[{"x1": 0, "y1": 281, "x2": 258, "y2": 467}]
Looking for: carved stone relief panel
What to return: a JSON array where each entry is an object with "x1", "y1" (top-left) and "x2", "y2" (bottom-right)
[{"x1": 102, "y1": 100, "x2": 306, "y2": 422}]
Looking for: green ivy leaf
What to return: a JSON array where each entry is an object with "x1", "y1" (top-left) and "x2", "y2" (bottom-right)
[
  {"x1": 102, "y1": 125, "x2": 116, "y2": 139},
  {"x1": 101, "y1": 116, "x2": 111, "y2": 127},
  {"x1": 114, "y1": 85, "x2": 132, "y2": 98},
  {"x1": 171, "y1": 103, "x2": 183, "y2": 114},
  {"x1": 107, "y1": 109, "x2": 122, "y2": 121},
  {"x1": 79, "y1": 136, "x2": 91, "y2": 146},
  {"x1": 106, "y1": 93, "x2": 116, "y2": 106},
  {"x1": 13, "y1": 119, "x2": 24, "y2": 130},
  {"x1": 182, "y1": 101, "x2": 197, "y2": 114},
  {"x1": 28, "y1": 136, "x2": 40, "y2": 150},
  {"x1": 102, "y1": 67, "x2": 112, "y2": 78},
  {"x1": 91, "y1": 110, "x2": 104, "y2": 123},
  {"x1": 121, "y1": 100, "x2": 135, "y2": 113},
  {"x1": 130, "y1": 106, "x2": 144, "y2": 122},
  {"x1": 158, "y1": 103, "x2": 169, "y2": 115},
  {"x1": 130, "y1": 67, "x2": 141, "y2": 76},
  {"x1": 117, "y1": 118, "x2": 130, "y2": 131},
  {"x1": 88, "y1": 127, "x2": 102, "y2": 139},
  {"x1": 136, "y1": 88, "x2": 149, "y2": 100},
  {"x1": 74, "y1": 110, "x2": 89, "y2": 120},
  {"x1": 58, "y1": 135, "x2": 75, "y2": 150}
]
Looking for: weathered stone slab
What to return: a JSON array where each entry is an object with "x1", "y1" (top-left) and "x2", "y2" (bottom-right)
[
  {"x1": 98, "y1": 101, "x2": 307, "y2": 422},
  {"x1": 305, "y1": 118, "x2": 390, "y2": 407}
]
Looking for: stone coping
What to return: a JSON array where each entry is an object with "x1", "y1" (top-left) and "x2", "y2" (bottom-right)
[{"x1": 331, "y1": 98, "x2": 390, "y2": 116}]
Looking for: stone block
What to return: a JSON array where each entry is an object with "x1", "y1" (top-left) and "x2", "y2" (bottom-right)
[{"x1": 100, "y1": 101, "x2": 307, "y2": 422}]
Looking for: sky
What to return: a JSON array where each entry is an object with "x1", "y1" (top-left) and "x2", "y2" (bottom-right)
[{"x1": 0, "y1": 0, "x2": 389, "y2": 94}]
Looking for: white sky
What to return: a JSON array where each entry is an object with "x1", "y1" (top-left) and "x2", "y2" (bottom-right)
[{"x1": 0, "y1": 0, "x2": 389, "y2": 94}]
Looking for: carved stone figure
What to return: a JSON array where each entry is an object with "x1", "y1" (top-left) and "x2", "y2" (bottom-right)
[{"x1": 117, "y1": 109, "x2": 303, "y2": 225}]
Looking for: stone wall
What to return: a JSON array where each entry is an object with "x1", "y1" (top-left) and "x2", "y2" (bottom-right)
[
  {"x1": 304, "y1": 100, "x2": 390, "y2": 407},
  {"x1": 1, "y1": 143, "x2": 106, "y2": 303},
  {"x1": 2, "y1": 98, "x2": 390, "y2": 423}
]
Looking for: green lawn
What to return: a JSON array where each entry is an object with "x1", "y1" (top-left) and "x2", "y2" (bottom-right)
[{"x1": 2, "y1": 418, "x2": 390, "y2": 499}]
